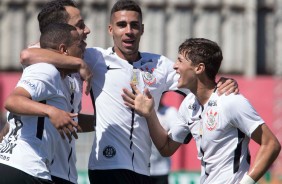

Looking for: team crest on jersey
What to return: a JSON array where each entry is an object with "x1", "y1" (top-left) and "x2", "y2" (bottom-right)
[
  {"x1": 205, "y1": 109, "x2": 218, "y2": 131},
  {"x1": 140, "y1": 63, "x2": 156, "y2": 86},
  {"x1": 103, "y1": 145, "x2": 116, "y2": 158}
]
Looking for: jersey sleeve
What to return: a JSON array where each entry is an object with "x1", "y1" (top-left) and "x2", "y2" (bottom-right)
[
  {"x1": 221, "y1": 94, "x2": 264, "y2": 137},
  {"x1": 17, "y1": 63, "x2": 61, "y2": 102},
  {"x1": 167, "y1": 98, "x2": 191, "y2": 143}
]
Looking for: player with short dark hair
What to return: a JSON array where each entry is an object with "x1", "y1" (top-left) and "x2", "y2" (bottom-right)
[
  {"x1": 0, "y1": 23, "x2": 85, "y2": 184},
  {"x1": 122, "y1": 38, "x2": 281, "y2": 184}
]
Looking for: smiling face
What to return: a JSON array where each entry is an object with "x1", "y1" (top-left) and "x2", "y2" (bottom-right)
[
  {"x1": 65, "y1": 6, "x2": 90, "y2": 48},
  {"x1": 108, "y1": 10, "x2": 144, "y2": 62},
  {"x1": 173, "y1": 53, "x2": 198, "y2": 90}
]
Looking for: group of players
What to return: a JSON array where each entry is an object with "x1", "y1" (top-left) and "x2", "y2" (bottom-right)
[{"x1": 0, "y1": 0, "x2": 280, "y2": 184}]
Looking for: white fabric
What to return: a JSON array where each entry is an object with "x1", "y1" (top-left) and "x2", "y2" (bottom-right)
[
  {"x1": 240, "y1": 174, "x2": 256, "y2": 184},
  {"x1": 169, "y1": 92, "x2": 264, "y2": 184},
  {"x1": 49, "y1": 73, "x2": 82, "y2": 184},
  {"x1": 85, "y1": 47, "x2": 189, "y2": 176},
  {"x1": 150, "y1": 106, "x2": 178, "y2": 176},
  {"x1": 0, "y1": 63, "x2": 66, "y2": 180}
]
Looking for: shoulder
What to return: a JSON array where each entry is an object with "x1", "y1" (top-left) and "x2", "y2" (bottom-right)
[
  {"x1": 23, "y1": 63, "x2": 60, "y2": 81},
  {"x1": 141, "y1": 52, "x2": 174, "y2": 65},
  {"x1": 219, "y1": 93, "x2": 248, "y2": 109},
  {"x1": 24, "y1": 63, "x2": 58, "y2": 74},
  {"x1": 218, "y1": 93, "x2": 257, "y2": 118}
]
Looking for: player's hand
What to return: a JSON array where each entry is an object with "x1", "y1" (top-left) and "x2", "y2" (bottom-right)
[
  {"x1": 122, "y1": 83, "x2": 155, "y2": 118},
  {"x1": 79, "y1": 62, "x2": 93, "y2": 95},
  {"x1": 217, "y1": 77, "x2": 239, "y2": 95},
  {"x1": 47, "y1": 107, "x2": 82, "y2": 141}
]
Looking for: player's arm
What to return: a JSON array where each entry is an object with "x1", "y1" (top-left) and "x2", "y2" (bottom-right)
[
  {"x1": 78, "y1": 113, "x2": 95, "y2": 132},
  {"x1": 20, "y1": 48, "x2": 92, "y2": 95},
  {"x1": 217, "y1": 77, "x2": 239, "y2": 95},
  {"x1": 241, "y1": 124, "x2": 281, "y2": 183},
  {"x1": 4, "y1": 87, "x2": 81, "y2": 141},
  {"x1": 122, "y1": 83, "x2": 181, "y2": 157}
]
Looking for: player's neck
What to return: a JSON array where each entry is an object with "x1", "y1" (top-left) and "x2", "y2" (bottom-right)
[
  {"x1": 112, "y1": 47, "x2": 141, "y2": 63},
  {"x1": 195, "y1": 81, "x2": 217, "y2": 106}
]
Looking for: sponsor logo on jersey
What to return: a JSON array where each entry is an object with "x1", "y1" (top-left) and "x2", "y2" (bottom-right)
[
  {"x1": 205, "y1": 109, "x2": 218, "y2": 131},
  {"x1": 103, "y1": 145, "x2": 116, "y2": 158},
  {"x1": 188, "y1": 104, "x2": 197, "y2": 110},
  {"x1": 20, "y1": 80, "x2": 36, "y2": 89}
]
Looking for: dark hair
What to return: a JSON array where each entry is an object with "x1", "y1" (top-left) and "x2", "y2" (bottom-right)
[
  {"x1": 40, "y1": 23, "x2": 77, "y2": 50},
  {"x1": 178, "y1": 38, "x2": 223, "y2": 81},
  {"x1": 38, "y1": 0, "x2": 78, "y2": 33},
  {"x1": 110, "y1": 0, "x2": 142, "y2": 21}
]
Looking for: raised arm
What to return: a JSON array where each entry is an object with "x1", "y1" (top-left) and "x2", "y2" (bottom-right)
[
  {"x1": 20, "y1": 48, "x2": 92, "y2": 95},
  {"x1": 242, "y1": 124, "x2": 281, "y2": 183},
  {"x1": 122, "y1": 83, "x2": 181, "y2": 157},
  {"x1": 4, "y1": 87, "x2": 81, "y2": 141}
]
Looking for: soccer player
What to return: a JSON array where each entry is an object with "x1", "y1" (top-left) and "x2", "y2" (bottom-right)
[
  {"x1": 19, "y1": 1, "x2": 239, "y2": 183},
  {"x1": 6, "y1": 1, "x2": 94, "y2": 183},
  {"x1": 122, "y1": 38, "x2": 281, "y2": 184},
  {"x1": 0, "y1": 23, "x2": 85, "y2": 184}
]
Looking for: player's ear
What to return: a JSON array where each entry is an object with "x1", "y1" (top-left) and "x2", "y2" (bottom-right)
[
  {"x1": 108, "y1": 24, "x2": 113, "y2": 36},
  {"x1": 58, "y1": 44, "x2": 68, "y2": 55},
  {"x1": 195, "y1": 63, "x2": 205, "y2": 74}
]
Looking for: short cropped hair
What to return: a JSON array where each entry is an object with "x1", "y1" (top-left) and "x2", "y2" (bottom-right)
[
  {"x1": 110, "y1": 0, "x2": 142, "y2": 21},
  {"x1": 38, "y1": 0, "x2": 78, "y2": 33},
  {"x1": 40, "y1": 23, "x2": 77, "y2": 50},
  {"x1": 178, "y1": 38, "x2": 223, "y2": 81}
]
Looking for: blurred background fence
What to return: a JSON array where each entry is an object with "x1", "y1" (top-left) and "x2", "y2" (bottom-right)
[{"x1": 0, "y1": 0, "x2": 282, "y2": 183}]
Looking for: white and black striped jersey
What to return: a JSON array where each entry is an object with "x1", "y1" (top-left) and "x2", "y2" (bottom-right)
[
  {"x1": 170, "y1": 91, "x2": 264, "y2": 184},
  {"x1": 84, "y1": 47, "x2": 189, "y2": 176},
  {"x1": 50, "y1": 73, "x2": 82, "y2": 184},
  {"x1": 0, "y1": 63, "x2": 66, "y2": 180}
]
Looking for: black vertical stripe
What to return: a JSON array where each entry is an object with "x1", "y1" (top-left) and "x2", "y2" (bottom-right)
[
  {"x1": 90, "y1": 88, "x2": 97, "y2": 126},
  {"x1": 233, "y1": 129, "x2": 245, "y2": 173},
  {"x1": 36, "y1": 100, "x2": 46, "y2": 140},
  {"x1": 67, "y1": 147, "x2": 73, "y2": 180},
  {"x1": 130, "y1": 106, "x2": 135, "y2": 170},
  {"x1": 183, "y1": 133, "x2": 192, "y2": 144}
]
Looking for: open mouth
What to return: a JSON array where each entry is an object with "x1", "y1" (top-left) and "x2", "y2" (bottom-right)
[{"x1": 123, "y1": 39, "x2": 135, "y2": 47}]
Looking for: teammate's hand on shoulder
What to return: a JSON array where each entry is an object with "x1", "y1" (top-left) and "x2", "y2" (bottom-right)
[{"x1": 217, "y1": 77, "x2": 239, "y2": 95}]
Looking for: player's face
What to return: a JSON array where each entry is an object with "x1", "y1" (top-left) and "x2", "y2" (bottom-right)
[
  {"x1": 109, "y1": 10, "x2": 144, "y2": 61},
  {"x1": 67, "y1": 30, "x2": 87, "y2": 59},
  {"x1": 65, "y1": 6, "x2": 90, "y2": 46},
  {"x1": 173, "y1": 53, "x2": 197, "y2": 90}
]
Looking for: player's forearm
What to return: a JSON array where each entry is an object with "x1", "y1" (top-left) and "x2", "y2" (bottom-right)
[
  {"x1": 248, "y1": 139, "x2": 281, "y2": 181},
  {"x1": 145, "y1": 110, "x2": 179, "y2": 157},
  {"x1": 20, "y1": 48, "x2": 84, "y2": 70},
  {"x1": 5, "y1": 95, "x2": 54, "y2": 118},
  {"x1": 78, "y1": 113, "x2": 95, "y2": 132}
]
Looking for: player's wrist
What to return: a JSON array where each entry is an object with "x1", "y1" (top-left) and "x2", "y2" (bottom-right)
[{"x1": 240, "y1": 174, "x2": 256, "y2": 184}]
